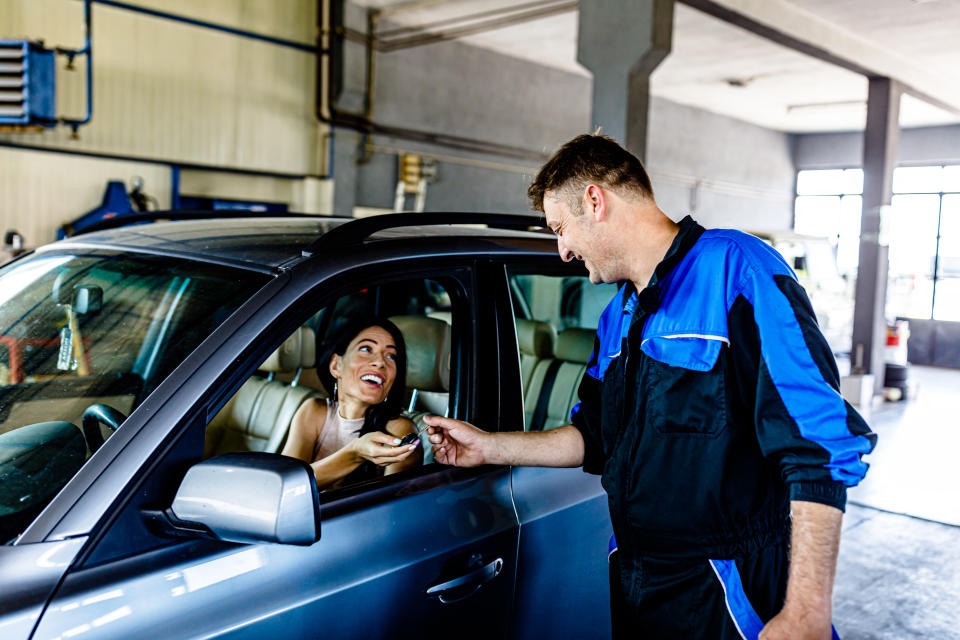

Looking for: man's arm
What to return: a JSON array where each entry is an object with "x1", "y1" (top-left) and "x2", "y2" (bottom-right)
[
  {"x1": 423, "y1": 416, "x2": 585, "y2": 468},
  {"x1": 760, "y1": 500, "x2": 842, "y2": 640}
]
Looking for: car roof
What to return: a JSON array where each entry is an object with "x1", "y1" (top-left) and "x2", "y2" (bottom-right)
[{"x1": 38, "y1": 215, "x2": 555, "y2": 271}]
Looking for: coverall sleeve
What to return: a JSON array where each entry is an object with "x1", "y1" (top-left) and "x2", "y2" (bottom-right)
[
  {"x1": 570, "y1": 334, "x2": 606, "y2": 475},
  {"x1": 740, "y1": 262, "x2": 877, "y2": 512}
]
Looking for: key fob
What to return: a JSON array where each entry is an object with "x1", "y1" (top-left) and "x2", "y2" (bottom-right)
[{"x1": 398, "y1": 432, "x2": 419, "y2": 446}]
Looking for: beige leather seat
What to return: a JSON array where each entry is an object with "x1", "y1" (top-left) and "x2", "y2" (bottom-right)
[
  {"x1": 204, "y1": 327, "x2": 323, "y2": 457},
  {"x1": 524, "y1": 327, "x2": 594, "y2": 431},
  {"x1": 516, "y1": 318, "x2": 556, "y2": 396},
  {"x1": 390, "y1": 315, "x2": 451, "y2": 464}
]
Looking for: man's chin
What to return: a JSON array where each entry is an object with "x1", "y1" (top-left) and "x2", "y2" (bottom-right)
[{"x1": 586, "y1": 270, "x2": 606, "y2": 285}]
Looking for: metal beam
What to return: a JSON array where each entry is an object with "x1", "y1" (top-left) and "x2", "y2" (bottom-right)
[{"x1": 680, "y1": 0, "x2": 960, "y2": 116}]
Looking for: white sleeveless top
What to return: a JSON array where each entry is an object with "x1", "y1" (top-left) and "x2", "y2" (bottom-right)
[{"x1": 312, "y1": 398, "x2": 365, "y2": 462}]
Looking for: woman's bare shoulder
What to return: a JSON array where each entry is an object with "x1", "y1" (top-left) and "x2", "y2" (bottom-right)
[{"x1": 294, "y1": 397, "x2": 328, "y2": 435}]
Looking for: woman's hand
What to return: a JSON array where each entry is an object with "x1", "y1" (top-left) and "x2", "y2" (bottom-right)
[{"x1": 350, "y1": 431, "x2": 419, "y2": 467}]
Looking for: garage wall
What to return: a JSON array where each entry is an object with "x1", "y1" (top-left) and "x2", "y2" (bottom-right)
[
  {"x1": 0, "y1": 147, "x2": 171, "y2": 243},
  {"x1": 0, "y1": 0, "x2": 327, "y2": 245},
  {"x1": 1, "y1": 0, "x2": 799, "y2": 246},
  {"x1": 793, "y1": 123, "x2": 960, "y2": 169},
  {"x1": 0, "y1": 0, "x2": 320, "y2": 173},
  {"x1": 334, "y1": 3, "x2": 796, "y2": 231},
  {"x1": 648, "y1": 97, "x2": 795, "y2": 231}
]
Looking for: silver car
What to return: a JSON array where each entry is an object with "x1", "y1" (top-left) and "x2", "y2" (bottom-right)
[{"x1": 0, "y1": 213, "x2": 613, "y2": 639}]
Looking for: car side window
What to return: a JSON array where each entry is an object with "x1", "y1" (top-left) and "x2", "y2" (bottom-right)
[
  {"x1": 202, "y1": 277, "x2": 457, "y2": 496},
  {"x1": 507, "y1": 271, "x2": 615, "y2": 432}
]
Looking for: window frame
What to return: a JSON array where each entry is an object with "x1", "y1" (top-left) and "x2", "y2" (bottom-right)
[
  {"x1": 499, "y1": 257, "x2": 597, "y2": 434},
  {"x1": 68, "y1": 254, "x2": 502, "y2": 566}
]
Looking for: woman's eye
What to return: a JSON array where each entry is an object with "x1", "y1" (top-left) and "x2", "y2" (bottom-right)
[
  {"x1": 359, "y1": 345, "x2": 371, "y2": 353},
  {"x1": 386, "y1": 353, "x2": 396, "y2": 361}
]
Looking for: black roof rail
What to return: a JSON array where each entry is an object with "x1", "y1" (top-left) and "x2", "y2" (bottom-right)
[
  {"x1": 65, "y1": 210, "x2": 336, "y2": 237},
  {"x1": 300, "y1": 212, "x2": 547, "y2": 257}
]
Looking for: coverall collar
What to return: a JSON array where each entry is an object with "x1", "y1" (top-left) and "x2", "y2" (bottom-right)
[{"x1": 623, "y1": 215, "x2": 706, "y2": 315}]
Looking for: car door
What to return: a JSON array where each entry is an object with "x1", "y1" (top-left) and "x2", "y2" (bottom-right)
[
  {"x1": 30, "y1": 255, "x2": 520, "y2": 640},
  {"x1": 496, "y1": 259, "x2": 616, "y2": 639}
]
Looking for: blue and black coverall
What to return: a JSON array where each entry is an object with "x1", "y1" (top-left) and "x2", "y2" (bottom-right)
[{"x1": 571, "y1": 216, "x2": 876, "y2": 639}]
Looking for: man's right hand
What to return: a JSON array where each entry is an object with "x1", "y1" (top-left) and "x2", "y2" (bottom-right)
[{"x1": 424, "y1": 416, "x2": 492, "y2": 467}]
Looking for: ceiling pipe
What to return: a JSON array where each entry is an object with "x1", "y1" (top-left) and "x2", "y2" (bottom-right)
[{"x1": 315, "y1": 0, "x2": 551, "y2": 164}]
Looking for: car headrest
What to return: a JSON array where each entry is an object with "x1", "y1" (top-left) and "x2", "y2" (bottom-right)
[
  {"x1": 390, "y1": 315, "x2": 450, "y2": 392},
  {"x1": 516, "y1": 318, "x2": 556, "y2": 358},
  {"x1": 555, "y1": 328, "x2": 594, "y2": 364},
  {"x1": 428, "y1": 310, "x2": 452, "y2": 324},
  {"x1": 259, "y1": 326, "x2": 316, "y2": 373}
]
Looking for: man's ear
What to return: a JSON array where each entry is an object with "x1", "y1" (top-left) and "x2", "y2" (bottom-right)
[{"x1": 584, "y1": 184, "x2": 606, "y2": 222}]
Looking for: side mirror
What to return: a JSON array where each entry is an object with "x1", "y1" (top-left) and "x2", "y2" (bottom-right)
[{"x1": 145, "y1": 453, "x2": 320, "y2": 545}]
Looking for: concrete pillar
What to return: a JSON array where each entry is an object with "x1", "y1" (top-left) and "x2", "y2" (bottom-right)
[
  {"x1": 852, "y1": 77, "x2": 901, "y2": 390},
  {"x1": 577, "y1": 0, "x2": 673, "y2": 161}
]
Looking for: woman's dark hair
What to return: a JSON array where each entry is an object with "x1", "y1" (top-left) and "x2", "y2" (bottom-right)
[{"x1": 318, "y1": 315, "x2": 408, "y2": 438}]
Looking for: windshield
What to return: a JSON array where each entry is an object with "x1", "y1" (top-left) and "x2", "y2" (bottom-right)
[{"x1": 0, "y1": 251, "x2": 270, "y2": 543}]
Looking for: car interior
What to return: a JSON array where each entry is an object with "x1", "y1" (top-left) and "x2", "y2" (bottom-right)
[
  {"x1": 510, "y1": 271, "x2": 614, "y2": 432},
  {"x1": 201, "y1": 278, "x2": 456, "y2": 478},
  {"x1": 200, "y1": 271, "x2": 609, "y2": 491}
]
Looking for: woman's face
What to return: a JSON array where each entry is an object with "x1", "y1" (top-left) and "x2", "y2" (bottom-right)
[{"x1": 330, "y1": 326, "x2": 400, "y2": 407}]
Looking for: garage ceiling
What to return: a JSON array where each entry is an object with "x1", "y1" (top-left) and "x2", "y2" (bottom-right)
[{"x1": 355, "y1": 0, "x2": 960, "y2": 132}]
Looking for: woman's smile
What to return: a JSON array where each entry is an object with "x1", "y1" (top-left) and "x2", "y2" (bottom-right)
[{"x1": 333, "y1": 326, "x2": 399, "y2": 407}]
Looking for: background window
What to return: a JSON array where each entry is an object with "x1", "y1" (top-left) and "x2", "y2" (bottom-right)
[
  {"x1": 795, "y1": 165, "x2": 960, "y2": 321},
  {"x1": 935, "y1": 195, "x2": 960, "y2": 321},
  {"x1": 796, "y1": 169, "x2": 863, "y2": 196},
  {"x1": 886, "y1": 194, "x2": 940, "y2": 319}
]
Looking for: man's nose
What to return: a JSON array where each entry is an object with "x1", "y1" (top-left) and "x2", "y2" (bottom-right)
[{"x1": 557, "y1": 237, "x2": 574, "y2": 262}]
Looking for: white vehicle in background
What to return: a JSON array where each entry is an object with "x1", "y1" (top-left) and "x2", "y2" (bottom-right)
[{"x1": 752, "y1": 231, "x2": 855, "y2": 356}]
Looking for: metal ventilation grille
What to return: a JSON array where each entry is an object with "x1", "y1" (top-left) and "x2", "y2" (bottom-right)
[
  {"x1": 0, "y1": 42, "x2": 27, "y2": 120},
  {"x1": 0, "y1": 39, "x2": 55, "y2": 127}
]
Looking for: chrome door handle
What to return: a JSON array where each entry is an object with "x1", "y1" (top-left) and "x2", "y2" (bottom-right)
[{"x1": 426, "y1": 557, "x2": 503, "y2": 604}]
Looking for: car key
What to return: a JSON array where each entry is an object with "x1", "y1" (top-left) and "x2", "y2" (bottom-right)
[{"x1": 397, "y1": 432, "x2": 420, "y2": 446}]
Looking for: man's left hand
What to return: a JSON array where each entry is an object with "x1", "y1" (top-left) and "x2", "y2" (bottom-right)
[
  {"x1": 760, "y1": 605, "x2": 832, "y2": 639},
  {"x1": 761, "y1": 500, "x2": 843, "y2": 640}
]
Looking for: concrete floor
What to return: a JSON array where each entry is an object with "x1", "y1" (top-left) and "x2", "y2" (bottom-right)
[{"x1": 833, "y1": 365, "x2": 960, "y2": 639}]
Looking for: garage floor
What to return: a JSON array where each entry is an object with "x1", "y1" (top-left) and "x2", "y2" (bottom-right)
[{"x1": 833, "y1": 365, "x2": 960, "y2": 639}]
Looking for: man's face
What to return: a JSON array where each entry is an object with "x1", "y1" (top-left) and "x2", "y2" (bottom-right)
[{"x1": 543, "y1": 190, "x2": 609, "y2": 284}]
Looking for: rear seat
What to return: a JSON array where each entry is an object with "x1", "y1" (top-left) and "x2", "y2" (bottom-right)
[
  {"x1": 524, "y1": 327, "x2": 595, "y2": 431},
  {"x1": 204, "y1": 327, "x2": 323, "y2": 457},
  {"x1": 516, "y1": 318, "x2": 556, "y2": 397},
  {"x1": 390, "y1": 315, "x2": 451, "y2": 465}
]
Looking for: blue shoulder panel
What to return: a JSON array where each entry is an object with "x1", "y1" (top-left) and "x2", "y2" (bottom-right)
[
  {"x1": 571, "y1": 285, "x2": 634, "y2": 421},
  {"x1": 640, "y1": 232, "x2": 745, "y2": 371},
  {"x1": 716, "y1": 230, "x2": 873, "y2": 486}
]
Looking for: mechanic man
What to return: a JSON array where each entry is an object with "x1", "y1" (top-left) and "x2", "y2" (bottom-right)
[{"x1": 425, "y1": 134, "x2": 876, "y2": 639}]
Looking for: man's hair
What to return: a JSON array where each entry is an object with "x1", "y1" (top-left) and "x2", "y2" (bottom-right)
[{"x1": 527, "y1": 134, "x2": 654, "y2": 213}]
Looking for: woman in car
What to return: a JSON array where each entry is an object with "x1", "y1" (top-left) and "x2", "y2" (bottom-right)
[{"x1": 282, "y1": 316, "x2": 421, "y2": 489}]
